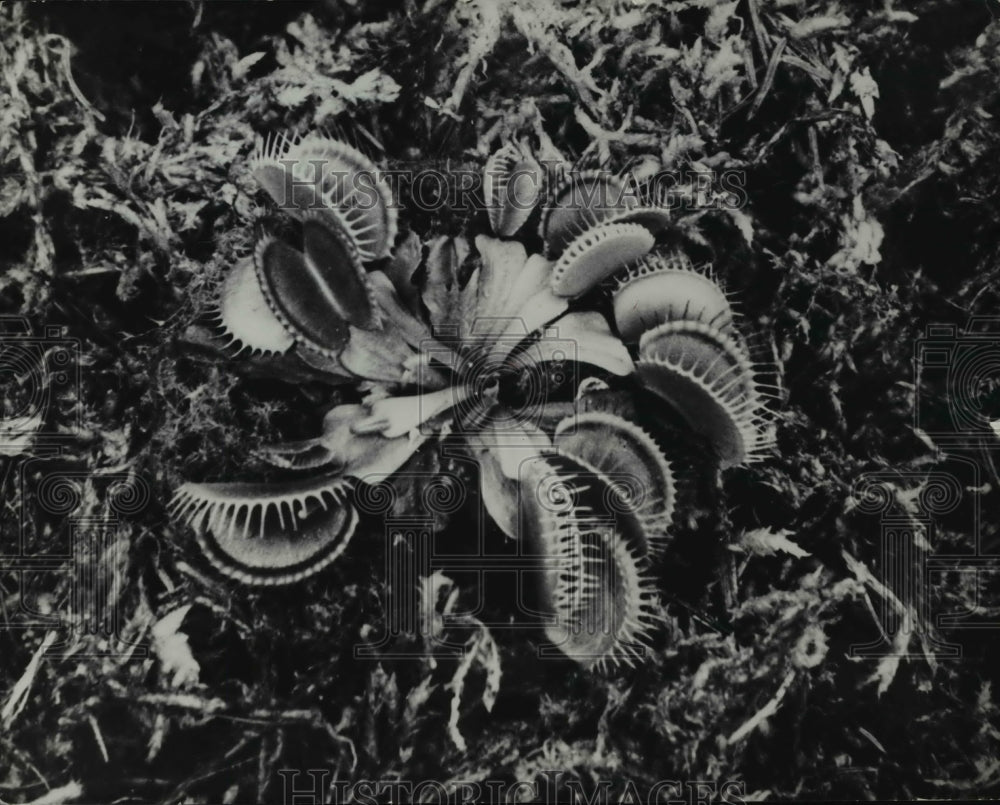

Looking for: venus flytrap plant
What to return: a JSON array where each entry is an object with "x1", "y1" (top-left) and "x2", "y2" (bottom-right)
[{"x1": 170, "y1": 131, "x2": 778, "y2": 670}]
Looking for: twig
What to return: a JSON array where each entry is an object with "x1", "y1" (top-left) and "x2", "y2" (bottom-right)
[
  {"x1": 87, "y1": 714, "x2": 109, "y2": 764},
  {"x1": 860, "y1": 590, "x2": 891, "y2": 645},
  {"x1": 780, "y1": 49, "x2": 832, "y2": 85},
  {"x1": 742, "y1": 42, "x2": 758, "y2": 92},
  {"x1": 6, "y1": 745, "x2": 51, "y2": 794},
  {"x1": 61, "y1": 267, "x2": 122, "y2": 279},
  {"x1": 746, "y1": 0, "x2": 771, "y2": 60},
  {"x1": 809, "y1": 125, "x2": 823, "y2": 185},
  {"x1": 841, "y1": 550, "x2": 906, "y2": 616},
  {"x1": 444, "y1": 0, "x2": 503, "y2": 114},
  {"x1": 446, "y1": 637, "x2": 478, "y2": 752},
  {"x1": 43, "y1": 35, "x2": 105, "y2": 122},
  {"x1": 160, "y1": 737, "x2": 255, "y2": 805},
  {"x1": 257, "y1": 729, "x2": 284, "y2": 804},
  {"x1": 509, "y1": 0, "x2": 605, "y2": 116},
  {"x1": 23, "y1": 782, "x2": 82, "y2": 805},
  {"x1": 129, "y1": 693, "x2": 358, "y2": 771},
  {"x1": 858, "y1": 726, "x2": 887, "y2": 754},
  {"x1": 2, "y1": 631, "x2": 58, "y2": 728},
  {"x1": 726, "y1": 669, "x2": 796, "y2": 745},
  {"x1": 749, "y1": 37, "x2": 787, "y2": 119},
  {"x1": 573, "y1": 106, "x2": 659, "y2": 149},
  {"x1": 257, "y1": 736, "x2": 269, "y2": 804}
]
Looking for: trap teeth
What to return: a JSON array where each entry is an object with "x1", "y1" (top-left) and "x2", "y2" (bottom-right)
[
  {"x1": 520, "y1": 453, "x2": 662, "y2": 669},
  {"x1": 550, "y1": 221, "x2": 655, "y2": 298},
  {"x1": 321, "y1": 199, "x2": 389, "y2": 264},
  {"x1": 539, "y1": 170, "x2": 638, "y2": 258},
  {"x1": 612, "y1": 251, "x2": 736, "y2": 344},
  {"x1": 251, "y1": 133, "x2": 397, "y2": 261},
  {"x1": 548, "y1": 517, "x2": 661, "y2": 670},
  {"x1": 484, "y1": 142, "x2": 542, "y2": 238},
  {"x1": 248, "y1": 131, "x2": 294, "y2": 202},
  {"x1": 554, "y1": 411, "x2": 676, "y2": 550},
  {"x1": 636, "y1": 320, "x2": 772, "y2": 469},
  {"x1": 291, "y1": 135, "x2": 397, "y2": 259},
  {"x1": 212, "y1": 258, "x2": 295, "y2": 356},
  {"x1": 603, "y1": 204, "x2": 672, "y2": 236},
  {"x1": 169, "y1": 474, "x2": 358, "y2": 586}
]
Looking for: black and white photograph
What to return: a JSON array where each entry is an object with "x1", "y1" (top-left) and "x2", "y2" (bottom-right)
[{"x1": 1, "y1": 0, "x2": 999, "y2": 802}]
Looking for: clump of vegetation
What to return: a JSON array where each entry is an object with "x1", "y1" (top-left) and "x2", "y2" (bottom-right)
[{"x1": 2, "y1": 1, "x2": 1000, "y2": 802}]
